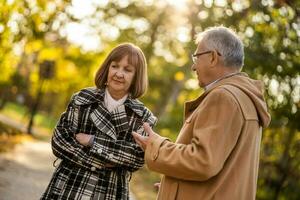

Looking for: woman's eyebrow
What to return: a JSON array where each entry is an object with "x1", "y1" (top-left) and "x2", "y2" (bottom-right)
[{"x1": 112, "y1": 61, "x2": 134, "y2": 68}]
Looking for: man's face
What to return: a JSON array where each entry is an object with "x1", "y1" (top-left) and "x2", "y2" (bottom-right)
[{"x1": 191, "y1": 42, "x2": 212, "y2": 87}]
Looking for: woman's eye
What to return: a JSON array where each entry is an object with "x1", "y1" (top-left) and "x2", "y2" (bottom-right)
[{"x1": 111, "y1": 64, "x2": 117, "y2": 68}]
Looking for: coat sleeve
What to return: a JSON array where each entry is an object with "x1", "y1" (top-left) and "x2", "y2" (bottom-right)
[
  {"x1": 90, "y1": 108, "x2": 157, "y2": 172},
  {"x1": 51, "y1": 96, "x2": 105, "y2": 170},
  {"x1": 145, "y1": 88, "x2": 244, "y2": 181}
]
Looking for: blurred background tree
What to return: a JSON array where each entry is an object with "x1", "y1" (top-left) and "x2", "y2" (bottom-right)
[{"x1": 0, "y1": 0, "x2": 299, "y2": 199}]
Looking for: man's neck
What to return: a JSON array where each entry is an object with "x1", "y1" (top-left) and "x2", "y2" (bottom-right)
[
  {"x1": 213, "y1": 68, "x2": 238, "y2": 81},
  {"x1": 204, "y1": 69, "x2": 240, "y2": 90}
]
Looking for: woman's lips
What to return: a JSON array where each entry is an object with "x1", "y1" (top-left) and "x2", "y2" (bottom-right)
[{"x1": 113, "y1": 79, "x2": 124, "y2": 84}]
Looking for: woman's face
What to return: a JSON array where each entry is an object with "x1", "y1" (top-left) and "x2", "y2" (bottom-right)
[{"x1": 107, "y1": 55, "x2": 136, "y2": 98}]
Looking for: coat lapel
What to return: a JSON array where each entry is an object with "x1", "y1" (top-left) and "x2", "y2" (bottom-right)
[
  {"x1": 110, "y1": 105, "x2": 130, "y2": 136},
  {"x1": 124, "y1": 98, "x2": 144, "y2": 118},
  {"x1": 73, "y1": 87, "x2": 118, "y2": 140},
  {"x1": 89, "y1": 103, "x2": 117, "y2": 140},
  {"x1": 184, "y1": 91, "x2": 208, "y2": 120}
]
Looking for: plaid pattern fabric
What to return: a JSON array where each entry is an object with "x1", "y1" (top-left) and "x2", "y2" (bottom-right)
[{"x1": 41, "y1": 87, "x2": 157, "y2": 200}]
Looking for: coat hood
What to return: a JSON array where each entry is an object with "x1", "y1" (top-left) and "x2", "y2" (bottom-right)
[{"x1": 211, "y1": 72, "x2": 271, "y2": 128}]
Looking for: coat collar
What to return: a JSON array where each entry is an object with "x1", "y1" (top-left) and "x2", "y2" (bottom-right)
[
  {"x1": 73, "y1": 87, "x2": 145, "y2": 117},
  {"x1": 73, "y1": 87, "x2": 146, "y2": 140},
  {"x1": 184, "y1": 72, "x2": 246, "y2": 119}
]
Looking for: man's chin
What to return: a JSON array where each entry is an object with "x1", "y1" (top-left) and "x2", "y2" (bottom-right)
[{"x1": 198, "y1": 81, "x2": 204, "y2": 88}]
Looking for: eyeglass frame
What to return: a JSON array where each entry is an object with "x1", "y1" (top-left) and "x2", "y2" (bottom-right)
[{"x1": 191, "y1": 50, "x2": 222, "y2": 64}]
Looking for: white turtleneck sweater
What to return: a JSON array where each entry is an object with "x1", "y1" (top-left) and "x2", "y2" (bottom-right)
[{"x1": 104, "y1": 88, "x2": 128, "y2": 112}]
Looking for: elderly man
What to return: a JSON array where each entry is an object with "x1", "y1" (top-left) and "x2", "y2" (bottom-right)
[{"x1": 132, "y1": 26, "x2": 271, "y2": 200}]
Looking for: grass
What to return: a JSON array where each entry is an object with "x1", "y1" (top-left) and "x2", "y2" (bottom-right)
[
  {"x1": 1, "y1": 102, "x2": 57, "y2": 131},
  {"x1": 0, "y1": 102, "x2": 55, "y2": 141},
  {"x1": 0, "y1": 121, "x2": 34, "y2": 153},
  {"x1": 130, "y1": 166, "x2": 161, "y2": 200}
]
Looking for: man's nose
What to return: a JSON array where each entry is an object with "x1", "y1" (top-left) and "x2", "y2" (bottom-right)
[{"x1": 191, "y1": 63, "x2": 196, "y2": 71}]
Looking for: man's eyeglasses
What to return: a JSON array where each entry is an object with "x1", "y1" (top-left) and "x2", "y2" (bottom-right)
[{"x1": 191, "y1": 50, "x2": 222, "y2": 64}]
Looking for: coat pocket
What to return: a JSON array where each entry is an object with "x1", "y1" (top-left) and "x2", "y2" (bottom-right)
[
  {"x1": 168, "y1": 181, "x2": 179, "y2": 200},
  {"x1": 51, "y1": 163, "x2": 72, "y2": 197}
]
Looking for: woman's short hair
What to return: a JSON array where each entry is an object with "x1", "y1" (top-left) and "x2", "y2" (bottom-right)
[
  {"x1": 95, "y1": 43, "x2": 148, "y2": 99},
  {"x1": 196, "y1": 26, "x2": 244, "y2": 69}
]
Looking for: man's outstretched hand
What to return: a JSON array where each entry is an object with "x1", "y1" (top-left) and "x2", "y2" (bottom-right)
[{"x1": 132, "y1": 123, "x2": 159, "y2": 151}]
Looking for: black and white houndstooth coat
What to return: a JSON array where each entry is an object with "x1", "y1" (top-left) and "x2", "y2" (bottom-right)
[{"x1": 41, "y1": 87, "x2": 157, "y2": 200}]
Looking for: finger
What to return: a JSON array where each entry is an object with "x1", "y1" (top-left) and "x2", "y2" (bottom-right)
[
  {"x1": 134, "y1": 138, "x2": 143, "y2": 149},
  {"x1": 132, "y1": 132, "x2": 141, "y2": 139},
  {"x1": 132, "y1": 132, "x2": 144, "y2": 146},
  {"x1": 154, "y1": 182, "x2": 161, "y2": 188},
  {"x1": 132, "y1": 132, "x2": 141, "y2": 142},
  {"x1": 153, "y1": 182, "x2": 160, "y2": 191},
  {"x1": 135, "y1": 140, "x2": 142, "y2": 147},
  {"x1": 143, "y1": 123, "x2": 153, "y2": 135}
]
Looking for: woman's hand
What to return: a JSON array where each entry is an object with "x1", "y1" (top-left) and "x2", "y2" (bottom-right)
[
  {"x1": 75, "y1": 133, "x2": 92, "y2": 146},
  {"x1": 75, "y1": 133, "x2": 116, "y2": 168}
]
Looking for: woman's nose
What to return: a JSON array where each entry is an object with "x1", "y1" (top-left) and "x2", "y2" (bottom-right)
[{"x1": 115, "y1": 70, "x2": 124, "y2": 78}]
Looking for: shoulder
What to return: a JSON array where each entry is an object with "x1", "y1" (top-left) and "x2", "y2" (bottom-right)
[
  {"x1": 125, "y1": 98, "x2": 157, "y2": 124},
  {"x1": 205, "y1": 87, "x2": 239, "y2": 108},
  {"x1": 71, "y1": 87, "x2": 104, "y2": 106},
  {"x1": 125, "y1": 98, "x2": 147, "y2": 116}
]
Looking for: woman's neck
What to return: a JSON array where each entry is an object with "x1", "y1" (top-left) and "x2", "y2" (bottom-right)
[{"x1": 107, "y1": 88, "x2": 127, "y2": 100}]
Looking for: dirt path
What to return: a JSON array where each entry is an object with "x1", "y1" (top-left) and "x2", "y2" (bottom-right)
[
  {"x1": 0, "y1": 140, "x2": 55, "y2": 200},
  {"x1": 0, "y1": 140, "x2": 138, "y2": 200},
  {"x1": 0, "y1": 113, "x2": 137, "y2": 200}
]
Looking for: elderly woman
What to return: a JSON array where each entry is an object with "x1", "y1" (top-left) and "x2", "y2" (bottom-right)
[{"x1": 41, "y1": 43, "x2": 157, "y2": 200}]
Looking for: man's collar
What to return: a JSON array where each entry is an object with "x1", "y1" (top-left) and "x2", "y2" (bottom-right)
[
  {"x1": 204, "y1": 72, "x2": 241, "y2": 91},
  {"x1": 185, "y1": 72, "x2": 247, "y2": 115}
]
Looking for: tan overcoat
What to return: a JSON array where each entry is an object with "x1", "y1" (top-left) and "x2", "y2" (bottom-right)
[{"x1": 145, "y1": 73, "x2": 271, "y2": 200}]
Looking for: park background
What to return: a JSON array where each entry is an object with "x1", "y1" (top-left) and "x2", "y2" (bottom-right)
[{"x1": 0, "y1": 0, "x2": 299, "y2": 199}]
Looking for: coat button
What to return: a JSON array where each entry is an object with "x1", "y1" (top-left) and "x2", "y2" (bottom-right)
[
  {"x1": 91, "y1": 166, "x2": 96, "y2": 171},
  {"x1": 97, "y1": 149, "x2": 102, "y2": 154}
]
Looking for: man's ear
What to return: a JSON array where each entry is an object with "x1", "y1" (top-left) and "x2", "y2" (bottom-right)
[{"x1": 210, "y1": 50, "x2": 219, "y2": 66}]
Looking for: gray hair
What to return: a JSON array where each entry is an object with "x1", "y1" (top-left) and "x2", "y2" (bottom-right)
[{"x1": 196, "y1": 26, "x2": 244, "y2": 69}]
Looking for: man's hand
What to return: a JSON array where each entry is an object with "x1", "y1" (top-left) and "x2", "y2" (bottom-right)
[
  {"x1": 75, "y1": 133, "x2": 92, "y2": 146},
  {"x1": 132, "y1": 123, "x2": 159, "y2": 151},
  {"x1": 154, "y1": 182, "x2": 161, "y2": 191}
]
